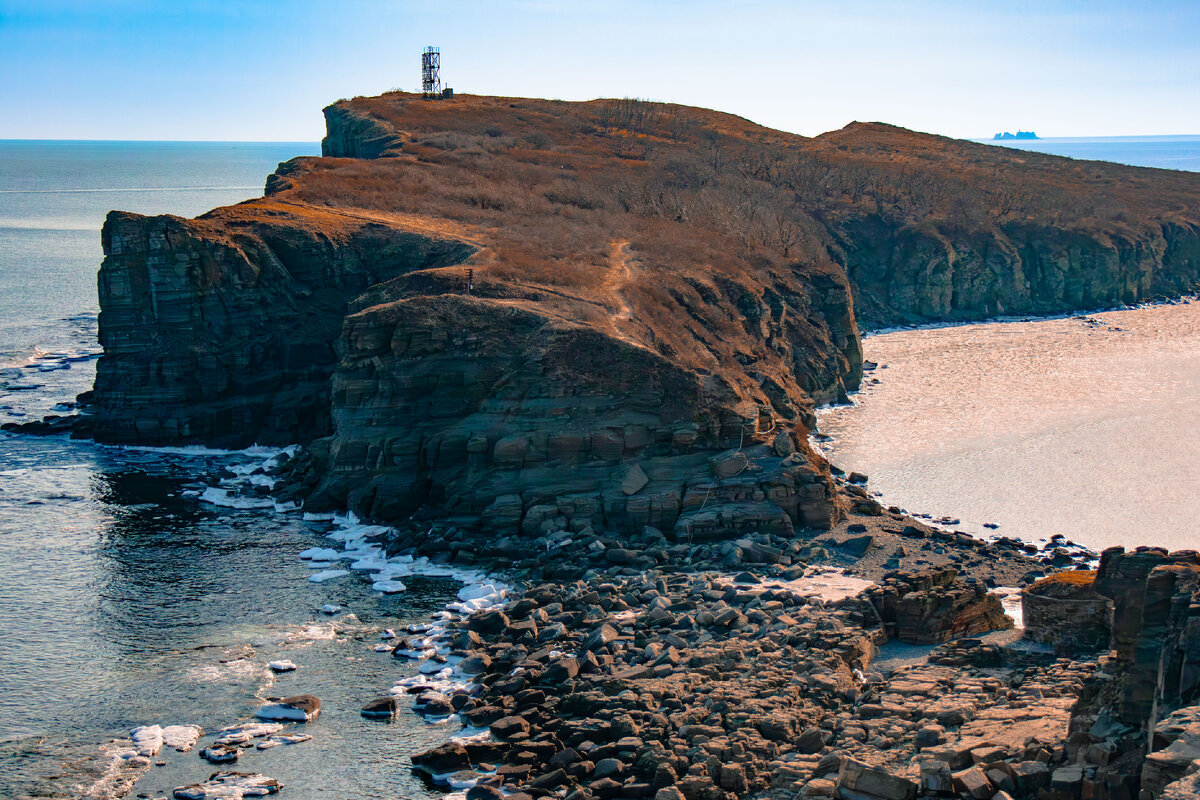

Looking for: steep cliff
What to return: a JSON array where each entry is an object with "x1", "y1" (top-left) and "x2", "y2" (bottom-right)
[
  {"x1": 91, "y1": 204, "x2": 475, "y2": 447},
  {"x1": 89, "y1": 92, "x2": 1200, "y2": 535}
]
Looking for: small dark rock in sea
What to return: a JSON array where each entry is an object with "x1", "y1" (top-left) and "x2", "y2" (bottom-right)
[
  {"x1": 199, "y1": 744, "x2": 238, "y2": 764},
  {"x1": 360, "y1": 696, "x2": 399, "y2": 718}
]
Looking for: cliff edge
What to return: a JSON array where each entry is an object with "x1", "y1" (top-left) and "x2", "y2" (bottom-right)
[{"x1": 87, "y1": 93, "x2": 1200, "y2": 538}]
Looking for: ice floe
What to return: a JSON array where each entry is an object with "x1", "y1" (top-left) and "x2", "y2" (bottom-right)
[
  {"x1": 161, "y1": 724, "x2": 203, "y2": 752},
  {"x1": 267, "y1": 660, "x2": 297, "y2": 672},
  {"x1": 213, "y1": 722, "x2": 283, "y2": 746},
  {"x1": 255, "y1": 733, "x2": 311, "y2": 749},
  {"x1": 199, "y1": 486, "x2": 275, "y2": 509},
  {"x1": 173, "y1": 771, "x2": 282, "y2": 799},
  {"x1": 129, "y1": 724, "x2": 164, "y2": 756},
  {"x1": 298, "y1": 547, "x2": 341, "y2": 561},
  {"x1": 308, "y1": 569, "x2": 349, "y2": 583}
]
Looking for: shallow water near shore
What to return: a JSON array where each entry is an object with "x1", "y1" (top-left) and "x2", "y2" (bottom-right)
[
  {"x1": 0, "y1": 140, "x2": 464, "y2": 800},
  {"x1": 815, "y1": 300, "x2": 1200, "y2": 553},
  {"x1": 0, "y1": 432, "x2": 467, "y2": 800}
]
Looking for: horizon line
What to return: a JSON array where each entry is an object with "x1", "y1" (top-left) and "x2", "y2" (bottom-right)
[{"x1": 3, "y1": 133, "x2": 1200, "y2": 145}]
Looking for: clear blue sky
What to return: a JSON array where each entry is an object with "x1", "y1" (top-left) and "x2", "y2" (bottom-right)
[{"x1": 2, "y1": 0, "x2": 1197, "y2": 141}]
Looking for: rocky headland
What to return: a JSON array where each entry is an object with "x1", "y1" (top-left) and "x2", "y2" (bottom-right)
[{"x1": 47, "y1": 92, "x2": 1200, "y2": 798}]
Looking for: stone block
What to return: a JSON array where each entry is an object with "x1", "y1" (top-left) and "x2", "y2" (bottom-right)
[{"x1": 837, "y1": 757, "x2": 917, "y2": 800}]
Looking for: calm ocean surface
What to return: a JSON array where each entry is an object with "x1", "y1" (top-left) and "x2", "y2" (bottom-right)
[
  {"x1": 978, "y1": 134, "x2": 1200, "y2": 172},
  {"x1": 0, "y1": 136, "x2": 1197, "y2": 798}
]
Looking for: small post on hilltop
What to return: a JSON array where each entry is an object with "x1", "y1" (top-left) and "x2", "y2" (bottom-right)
[{"x1": 466, "y1": 268, "x2": 474, "y2": 296}]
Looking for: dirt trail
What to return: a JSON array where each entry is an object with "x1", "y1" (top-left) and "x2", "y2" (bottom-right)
[{"x1": 608, "y1": 239, "x2": 635, "y2": 322}]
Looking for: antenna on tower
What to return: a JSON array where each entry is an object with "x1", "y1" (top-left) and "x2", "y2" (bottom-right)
[{"x1": 421, "y1": 46, "x2": 441, "y2": 99}]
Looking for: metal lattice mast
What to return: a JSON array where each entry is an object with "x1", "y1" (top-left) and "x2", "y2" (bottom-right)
[{"x1": 421, "y1": 46, "x2": 441, "y2": 98}]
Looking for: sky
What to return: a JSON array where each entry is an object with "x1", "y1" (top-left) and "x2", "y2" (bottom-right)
[{"x1": 1, "y1": 0, "x2": 1198, "y2": 141}]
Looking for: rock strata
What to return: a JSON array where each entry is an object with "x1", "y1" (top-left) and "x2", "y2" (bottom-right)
[
  {"x1": 858, "y1": 566, "x2": 1013, "y2": 644},
  {"x1": 88, "y1": 206, "x2": 475, "y2": 448},
  {"x1": 1021, "y1": 571, "x2": 1111, "y2": 654}
]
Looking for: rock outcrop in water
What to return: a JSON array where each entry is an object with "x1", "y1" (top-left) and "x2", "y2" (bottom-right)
[{"x1": 85, "y1": 92, "x2": 1200, "y2": 538}]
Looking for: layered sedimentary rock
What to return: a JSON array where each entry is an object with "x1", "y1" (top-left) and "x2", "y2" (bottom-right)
[
  {"x1": 860, "y1": 566, "x2": 1013, "y2": 644},
  {"x1": 808, "y1": 124, "x2": 1200, "y2": 327},
  {"x1": 1021, "y1": 571, "x2": 1112, "y2": 654},
  {"x1": 1093, "y1": 547, "x2": 1200, "y2": 727},
  {"x1": 91, "y1": 205, "x2": 474, "y2": 447},
  {"x1": 89, "y1": 92, "x2": 1200, "y2": 534},
  {"x1": 304, "y1": 283, "x2": 841, "y2": 533}
]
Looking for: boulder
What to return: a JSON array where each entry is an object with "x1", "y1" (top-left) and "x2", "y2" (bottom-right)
[
  {"x1": 173, "y1": 772, "x2": 282, "y2": 799},
  {"x1": 490, "y1": 715, "x2": 531, "y2": 740},
  {"x1": 620, "y1": 463, "x2": 649, "y2": 495},
  {"x1": 837, "y1": 757, "x2": 917, "y2": 800},
  {"x1": 412, "y1": 742, "x2": 472, "y2": 773},
  {"x1": 255, "y1": 694, "x2": 320, "y2": 722},
  {"x1": 360, "y1": 696, "x2": 399, "y2": 718},
  {"x1": 919, "y1": 761, "x2": 953, "y2": 794}
]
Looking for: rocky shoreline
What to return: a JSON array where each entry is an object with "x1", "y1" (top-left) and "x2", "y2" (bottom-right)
[
  {"x1": 32, "y1": 439, "x2": 1195, "y2": 800},
  {"x1": 380, "y1": 516, "x2": 1200, "y2": 800}
]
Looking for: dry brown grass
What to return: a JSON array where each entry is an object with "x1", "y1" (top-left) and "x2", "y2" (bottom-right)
[
  {"x1": 204, "y1": 92, "x2": 1200, "y2": 428},
  {"x1": 1028, "y1": 570, "x2": 1099, "y2": 597}
]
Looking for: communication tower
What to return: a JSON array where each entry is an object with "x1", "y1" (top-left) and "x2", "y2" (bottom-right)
[{"x1": 421, "y1": 46, "x2": 442, "y2": 98}]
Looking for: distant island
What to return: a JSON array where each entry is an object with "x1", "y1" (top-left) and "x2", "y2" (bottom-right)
[{"x1": 994, "y1": 130, "x2": 1039, "y2": 140}]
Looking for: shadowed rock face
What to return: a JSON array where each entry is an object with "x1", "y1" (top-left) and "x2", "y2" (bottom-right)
[
  {"x1": 91, "y1": 206, "x2": 476, "y2": 447},
  {"x1": 88, "y1": 93, "x2": 1200, "y2": 533}
]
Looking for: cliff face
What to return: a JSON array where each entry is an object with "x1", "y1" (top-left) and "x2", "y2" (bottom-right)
[
  {"x1": 321, "y1": 103, "x2": 406, "y2": 159},
  {"x1": 839, "y1": 215, "x2": 1200, "y2": 326},
  {"x1": 89, "y1": 93, "x2": 1200, "y2": 535},
  {"x1": 796, "y1": 122, "x2": 1200, "y2": 327},
  {"x1": 303, "y1": 291, "x2": 841, "y2": 536},
  {"x1": 91, "y1": 205, "x2": 475, "y2": 447}
]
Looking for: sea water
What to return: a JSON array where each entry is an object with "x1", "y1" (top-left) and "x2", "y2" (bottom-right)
[
  {"x1": 978, "y1": 134, "x2": 1200, "y2": 172},
  {"x1": 0, "y1": 142, "x2": 467, "y2": 800},
  {"x1": 815, "y1": 302, "x2": 1200, "y2": 553}
]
